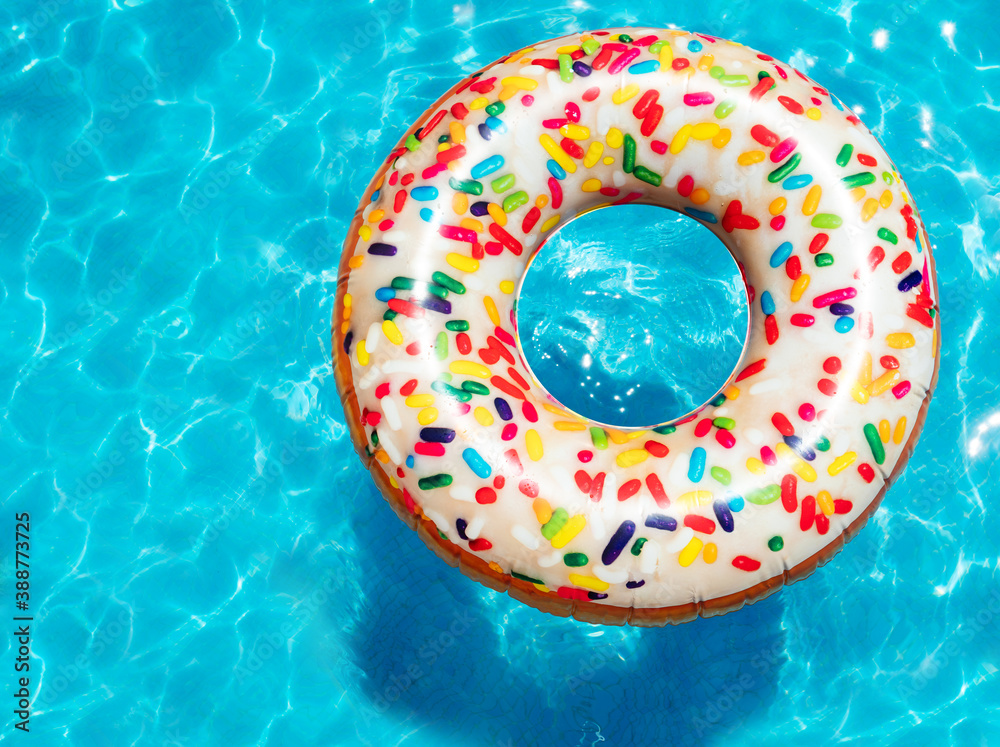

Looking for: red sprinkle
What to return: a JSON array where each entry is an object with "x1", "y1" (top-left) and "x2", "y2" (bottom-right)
[
  {"x1": 732, "y1": 555, "x2": 761, "y2": 572},
  {"x1": 578, "y1": 450, "x2": 593, "y2": 463},
  {"x1": 735, "y1": 358, "x2": 767, "y2": 382},
  {"x1": 765, "y1": 315, "x2": 779, "y2": 344},
  {"x1": 644, "y1": 440, "x2": 669, "y2": 458},
  {"x1": 800, "y1": 495, "x2": 816, "y2": 531},
  {"x1": 751, "y1": 124, "x2": 780, "y2": 147},
  {"x1": 716, "y1": 429, "x2": 736, "y2": 449},
  {"x1": 618, "y1": 479, "x2": 642, "y2": 501},
  {"x1": 858, "y1": 463, "x2": 876, "y2": 483},
  {"x1": 476, "y1": 487, "x2": 497, "y2": 504},
  {"x1": 809, "y1": 233, "x2": 829, "y2": 254},
  {"x1": 781, "y1": 474, "x2": 798, "y2": 513},
  {"x1": 880, "y1": 355, "x2": 899, "y2": 369},
  {"x1": 646, "y1": 473, "x2": 670, "y2": 507},
  {"x1": 695, "y1": 418, "x2": 713, "y2": 437},
  {"x1": 786, "y1": 255, "x2": 802, "y2": 280},
  {"x1": 790, "y1": 314, "x2": 815, "y2": 327},
  {"x1": 772, "y1": 412, "x2": 795, "y2": 437},
  {"x1": 400, "y1": 379, "x2": 418, "y2": 396},
  {"x1": 684, "y1": 515, "x2": 716, "y2": 534},
  {"x1": 818, "y1": 379, "x2": 838, "y2": 396},
  {"x1": 468, "y1": 538, "x2": 492, "y2": 552}
]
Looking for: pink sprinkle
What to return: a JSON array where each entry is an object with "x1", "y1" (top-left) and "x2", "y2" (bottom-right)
[
  {"x1": 770, "y1": 137, "x2": 798, "y2": 163},
  {"x1": 892, "y1": 381, "x2": 911, "y2": 399},
  {"x1": 542, "y1": 118, "x2": 569, "y2": 129},
  {"x1": 798, "y1": 403, "x2": 815, "y2": 421},
  {"x1": 716, "y1": 429, "x2": 735, "y2": 449},
  {"x1": 608, "y1": 48, "x2": 641, "y2": 74},
  {"x1": 761, "y1": 446, "x2": 777, "y2": 466},
  {"x1": 578, "y1": 450, "x2": 593, "y2": 463},
  {"x1": 521, "y1": 95, "x2": 534, "y2": 106},
  {"x1": 683, "y1": 92, "x2": 715, "y2": 106},
  {"x1": 439, "y1": 225, "x2": 477, "y2": 243},
  {"x1": 421, "y1": 163, "x2": 447, "y2": 179},
  {"x1": 501, "y1": 423, "x2": 518, "y2": 441},
  {"x1": 651, "y1": 140, "x2": 667, "y2": 154},
  {"x1": 812, "y1": 288, "x2": 857, "y2": 308}
]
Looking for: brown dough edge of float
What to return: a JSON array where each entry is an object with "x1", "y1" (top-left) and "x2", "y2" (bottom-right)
[{"x1": 330, "y1": 43, "x2": 943, "y2": 627}]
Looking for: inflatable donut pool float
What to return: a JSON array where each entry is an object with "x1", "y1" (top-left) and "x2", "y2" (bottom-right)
[{"x1": 333, "y1": 28, "x2": 939, "y2": 626}]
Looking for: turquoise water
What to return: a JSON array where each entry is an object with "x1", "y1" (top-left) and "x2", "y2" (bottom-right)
[{"x1": 2, "y1": 0, "x2": 998, "y2": 745}]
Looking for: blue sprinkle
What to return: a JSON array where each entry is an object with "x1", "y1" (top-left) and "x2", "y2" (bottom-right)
[
  {"x1": 628, "y1": 59, "x2": 660, "y2": 74},
  {"x1": 478, "y1": 123, "x2": 492, "y2": 140},
  {"x1": 494, "y1": 397, "x2": 513, "y2": 421},
  {"x1": 830, "y1": 302, "x2": 854, "y2": 316},
  {"x1": 761, "y1": 291, "x2": 776, "y2": 316},
  {"x1": 420, "y1": 427, "x2": 455, "y2": 443},
  {"x1": 782, "y1": 174, "x2": 813, "y2": 190},
  {"x1": 783, "y1": 435, "x2": 816, "y2": 462},
  {"x1": 405, "y1": 455, "x2": 414, "y2": 469},
  {"x1": 684, "y1": 207, "x2": 718, "y2": 224},
  {"x1": 462, "y1": 448, "x2": 492, "y2": 479},
  {"x1": 644, "y1": 514, "x2": 678, "y2": 531},
  {"x1": 898, "y1": 270, "x2": 922, "y2": 292},
  {"x1": 371, "y1": 190, "x2": 380, "y2": 201},
  {"x1": 470, "y1": 201, "x2": 490, "y2": 217},
  {"x1": 411, "y1": 186, "x2": 439, "y2": 201},
  {"x1": 419, "y1": 208, "x2": 434, "y2": 222},
  {"x1": 688, "y1": 447, "x2": 706, "y2": 483},
  {"x1": 471, "y1": 155, "x2": 504, "y2": 179},
  {"x1": 728, "y1": 494, "x2": 745, "y2": 512},
  {"x1": 769, "y1": 241, "x2": 793, "y2": 268},
  {"x1": 572, "y1": 61, "x2": 592, "y2": 77},
  {"x1": 375, "y1": 287, "x2": 395, "y2": 302},
  {"x1": 485, "y1": 116, "x2": 506, "y2": 133},
  {"x1": 546, "y1": 159, "x2": 567, "y2": 180},
  {"x1": 602, "y1": 521, "x2": 636, "y2": 565},
  {"x1": 835, "y1": 316, "x2": 855, "y2": 333},
  {"x1": 714, "y1": 499, "x2": 735, "y2": 533},
  {"x1": 415, "y1": 295, "x2": 451, "y2": 315},
  {"x1": 688, "y1": 39, "x2": 703, "y2": 53}
]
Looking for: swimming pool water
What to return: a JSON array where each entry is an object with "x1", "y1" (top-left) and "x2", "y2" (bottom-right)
[{"x1": 2, "y1": 0, "x2": 999, "y2": 745}]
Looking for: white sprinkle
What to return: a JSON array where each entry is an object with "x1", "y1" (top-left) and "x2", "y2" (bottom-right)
[
  {"x1": 639, "y1": 538, "x2": 659, "y2": 574},
  {"x1": 537, "y1": 550, "x2": 562, "y2": 568},
  {"x1": 749, "y1": 378, "x2": 784, "y2": 394},
  {"x1": 659, "y1": 526, "x2": 695, "y2": 554},
  {"x1": 381, "y1": 396, "x2": 401, "y2": 431},
  {"x1": 511, "y1": 524, "x2": 540, "y2": 550},
  {"x1": 593, "y1": 566, "x2": 629, "y2": 584},
  {"x1": 378, "y1": 430, "x2": 402, "y2": 463},
  {"x1": 464, "y1": 515, "x2": 485, "y2": 539}
]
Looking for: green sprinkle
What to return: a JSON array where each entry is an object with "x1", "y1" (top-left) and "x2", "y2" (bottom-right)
[
  {"x1": 835, "y1": 143, "x2": 853, "y2": 167},
  {"x1": 432, "y1": 271, "x2": 466, "y2": 294},
  {"x1": 435, "y1": 331, "x2": 448, "y2": 360},
  {"x1": 653, "y1": 425, "x2": 676, "y2": 435},
  {"x1": 383, "y1": 309, "x2": 397, "y2": 321},
  {"x1": 710, "y1": 467, "x2": 732, "y2": 486},
  {"x1": 541, "y1": 508, "x2": 569, "y2": 540},
  {"x1": 714, "y1": 99, "x2": 735, "y2": 119},
  {"x1": 502, "y1": 190, "x2": 529, "y2": 212},
  {"x1": 631, "y1": 538, "x2": 647, "y2": 556},
  {"x1": 815, "y1": 253, "x2": 834, "y2": 267},
  {"x1": 391, "y1": 276, "x2": 415, "y2": 289},
  {"x1": 811, "y1": 213, "x2": 843, "y2": 229},
  {"x1": 485, "y1": 101, "x2": 505, "y2": 117},
  {"x1": 418, "y1": 473, "x2": 453, "y2": 490},
  {"x1": 747, "y1": 484, "x2": 781, "y2": 505},
  {"x1": 582, "y1": 38, "x2": 600, "y2": 55},
  {"x1": 842, "y1": 172, "x2": 876, "y2": 188},
  {"x1": 590, "y1": 427, "x2": 608, "y2": 450},
  {"x1": 427, "y1": 285, "x2": 449, "y2": 299},
  {"x1": 461, "y1": 380, "x2": 490, "y2": 395},
  {"x1": 647, "y1": 40, "x2": 665, "y2": 54},
  {"x1": 757, "y1": 70, "x2": 772, "y2": 80},
  {"x1": 815, "y1": 436, "x2": 830, "y2": 452},
  {"x1": 710, "y1": 393, "x2": 727, "y2": 407},
  {"x1": 449, "y1": 177, "x2": 484, "y2": 195},
  {"x1": 713, "y1": 417, "x2": 735, "y2": 430},
  {"x1": 370, "y1": 429, "x2": 379, "y2": 447},
  {"x1": 437, "y1": 529, "x2": 448, "y2": 540},
  {"x1": 558, "y1": 53, "x2": 573, "y2": 83},
  {"x1": 719, "y1": 74, "x2": 751, "y2": 86},
  {"x1": 445, "y1": 319, "x2": 469, "y2": 331},
  {"x1": 618, "y1": 33, "x2": 633, "y2": 43},
  {"x1": 491, "y1": 173, "x2": 515, "y2": 193},
  {"x1": 863, "y1": 423, "x2": 886, "y2": 464},
  {"x1": 768, "y1": 535, "x2": 784, "y2": 552},
  {"x1": 511, "y1": 570, "x2": 543, "y2": 584},
  {"x1": 405, "y1": 134, "x2": 420, "y2": 151},
  {"x1": 882, "y1": 171, "x2": 895, "y2": 184},
  {"x1": 709, "y1": 66, "x2": 725, "y2": 79},
  {"x1": 623, "y1": 134, "x2": 637, "y2": 174},
  {"x1": 431, "y1": 380, "x2": 472, "y2": 402},
  {"x1": 563, "y1": 552, "x2": 589, "y2": 567},
  {"x1": 877, "y1": 227, "x2": 898, "y2": 245},
  {"x1": 439, "y1": 372, "x2": 452, "y2": 383},
  {"x1": 633, "y1": 165, "x2": 662, "y2": 186},
  {"x1": 437, "y1": 134, "x2": 449, "y2": 143},
  {"x1": 767, "y1": 152, "x2": 802, "y2": 183}
]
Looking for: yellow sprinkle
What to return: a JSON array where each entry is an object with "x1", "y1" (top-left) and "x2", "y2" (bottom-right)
[
  {"x1": 860, "y1": 352, "x2": 872, "y2": 386},
  {"x1": 543, "y1": 403, "x2": 575, "y2": 418},
  {"x1": 449, "y1": 120, "x2": 465, "y2": 144},
  {"x1": 343, "y1": 293, "x2": 352, "y2": 308},
  {"x1": 616, "y1": 449, "x2": 649, "y2": 468},
  {"x1": 669, "y1": 124, "x2": 693, "y2": 154},
  {"x1": 879, "y1": 419, "x2": 891, "y2": 443},
  {"x1": 582, "y1": 178, "x2": 603, "y2": 192},
  {"x1": 446, "y1": 253, "x2": 479, "y2": 273},
  {"x1": 418, "y1": 407, "x2": 438, "y2": 425},
  {"x1": 556, "y1": 44, "x2": 580, "y2": 54},
  {"x1": 737, "y1": 150, "x2": 765, "y2": 165},
  {"x1": 817, "y1": 490, "x2": 835, "y2": 516},
  {"x1": 357, "y1": 339, "x2": 372, "y2": 367},
  {"x1": 367, "y1": 208, "x2": 385, "y2": 224},
  {"x1": 473, "y1": 406, "x2": 494, "y2": 426},
  {"x1": 712, "y1": 128, "x2": 731, "y2": 148},
  {"x1": 861, "y1": 198, "x2": 879, "y2": 222},
  {"x1": 678, "y1": 490, "x2": 713, "y2": 508},
  {"x1": 568, "y1": 572, "x2": 609, "y2": 592},
  {"x1": 724, "y1": 385, "x2": 740, "y2": 400},
  {"x1": 499, "y1": 280, "x2": 515, "y2": 294},
  {"x1": 501, "y1": 75, "x2": 538, "y2": 91},
  {"x1": 886, "y1": 332, "x2": 916, "y2": 349},
  {"x1": 869, "y1": 370, "x2": 901, "y2": 396},
  {"x1": 541, "y1": 214, "x2": 560, "y2": 232},
  {"x1": 746, "y1": 457, "x2": 766, "y2": 475},
  {"x1": 358, "y1": 225, "x2": 372, "y2": 241},
  {"x1": 698, "y1": 54, "x2": 714, "y2": 70},
  {"x1": 497, "y1": 85, "x2": 518, "y2": 101},
  {"x1": 348, "y1": 255, "x2": 364, "y2": 269},
  {"x1": 405, "y1": 394, "x2": 434, "y2": 408},
  {"x1": 850, "y1": 186, "x2": 867, "y2": 202},
  {"x1": 526, "y1": 429, "x2": 543, "y2": 461},
  {"x1": 893, "y1": 417, "x2": 907, "y2": 445},
  {"x1": 560, "y1": 123, "x2": 590, "y2": 140},
  {"x1": 880, "y1": 189, "x2": 893, "y2": 209},
  {"x1": 488, "y1": 561, "x2": 504, "y2": 575},
  {"x1": 691, "y1": 122, "x2": 721, "y2": 140},
  {"x1": 533, "y1": 498, "x2": 552, "y2": 524},
  {"x1": 658, "y1": 44, "x2": 673, "y2": 69},
  {"x1": 790, "y1": 274, "x2": 810, "y2": 302},
  {"x1": 469, "y1": 96, "x2": 489, "y2": 110},
  {"x1": 776, "y1": 443, "x2": 817, "y2": 482},
  {"x1": 769, "y1": 197, "x2": 787, "y2": 216},
  {"x1": 606, "y1": 127, "x2": 624, "y2": 149},
  {"x1": 678, "y1": 537, "x2": 704, "y2": 568},
  {"x1": 450, "y1": 360, "x2": 491, "y2": 378},
  {"x1": 539, "y1": 133, "x2": 576, "y2": 174},
  {"x1": 389, "y1": 475, "x2": 398, "y2": 489},
  {"x1": 382, "y1": 319, "x2": 403, "y2": 345},
  {"x1": 606, "y1": 428, "x2": 647, "y2": 444},
  {"x1": 851, "y1": 383, "x2": 870, "y2": 405},
  {"x1": 612, "y1": 83, "x2": 640, "y2": 104},
  {"x1": 436, "y1": 142, "x2": 449, "y2": 152},
  {"x1": 703, "y1": 542, "x2": 718, "y2": 564},
  {"x1": 552, "y1": 515, "x2": 587, "y2": 549},
  {"x1": 828, "y1": 451, "x2": 856, "y2": 476},
  {"x1": 602, "y1": 156, "x2": 615, "y2": 165},
  {"x1": 554, "y1": 421, "x2": 587, "y2": 431},
  {"x1": 459, "y1": 217, "x2": 483, "y2": 232},
  {"x1": 583, "y1": 141, "x2": 604, "y2": 168},
  {"x1": 806, "y1": 107, "x2": 821, "y2": 120},
  {"x1": 802, "y1": 185, "x2": 822, "y2": 215},
  {"x1": 487, "y1": 201, "x2": 507, "y2": 227},
  {"x1": 684, "y1": 189, "x2": 708, "y2": 206},
  {"x1": 484, "y1": 296, "x2": 500, "y2": 326},
  {"x1": 452, "y1": 192, "x2": 468, "y2": 215}
]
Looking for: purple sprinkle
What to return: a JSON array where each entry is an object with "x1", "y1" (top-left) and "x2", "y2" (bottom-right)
[
  {"x1": 478, "y1": 123, "x2": 492, "y2": 140},
  {"x1": 456, "y1": 518, "x2": 468, "y2": 540},
  {"x1": 572, "y1": 61, "x2": 592, "y2": 77},
  {"x1": 783, "y1": 435, "x2": 816, "y2": 461},
  {"x1": 713, "y1": 499, "x2": 735, "y2": 533},
  {"x1": 602, "y1": 520, "x2": 636, "y2": 565},
  {"x1": 415, "y1": 295, "x2": 452, "y2": 314},
  {"x1": 494, "y1": 397, "x2": 513, "y2": 421},
  {"x1": 829, "y1": 302, "x2": 854, "y2": 316},
  {"x1": 368, "y1": 242, "x2": 396, "y2": 256},
  {"x1": 343, "y1": 330, "x2": 353, "y2": 355},
  {"x1": 626, "y1": 580, "x2": 645, "y2": 589},
  {"x1": 644, "y1": 514, "x2": 677, "y2": 531},
  {"x1": 420, "y1": 427, "x2": 455, "y2": 443},
  {"x1": 470, "y1": 201, "x2": 490, "y2": 217},
  {"x1": 898, "y1": 270, "x2": 922, "y2": 292},
  {"x1": 588, "y1": 592, "x2": 609, "y2": 600}
]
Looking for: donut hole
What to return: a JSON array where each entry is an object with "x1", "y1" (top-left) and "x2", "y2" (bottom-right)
[{"x1": 515, "y1": 204, "x2": 749, "y2": 429}]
